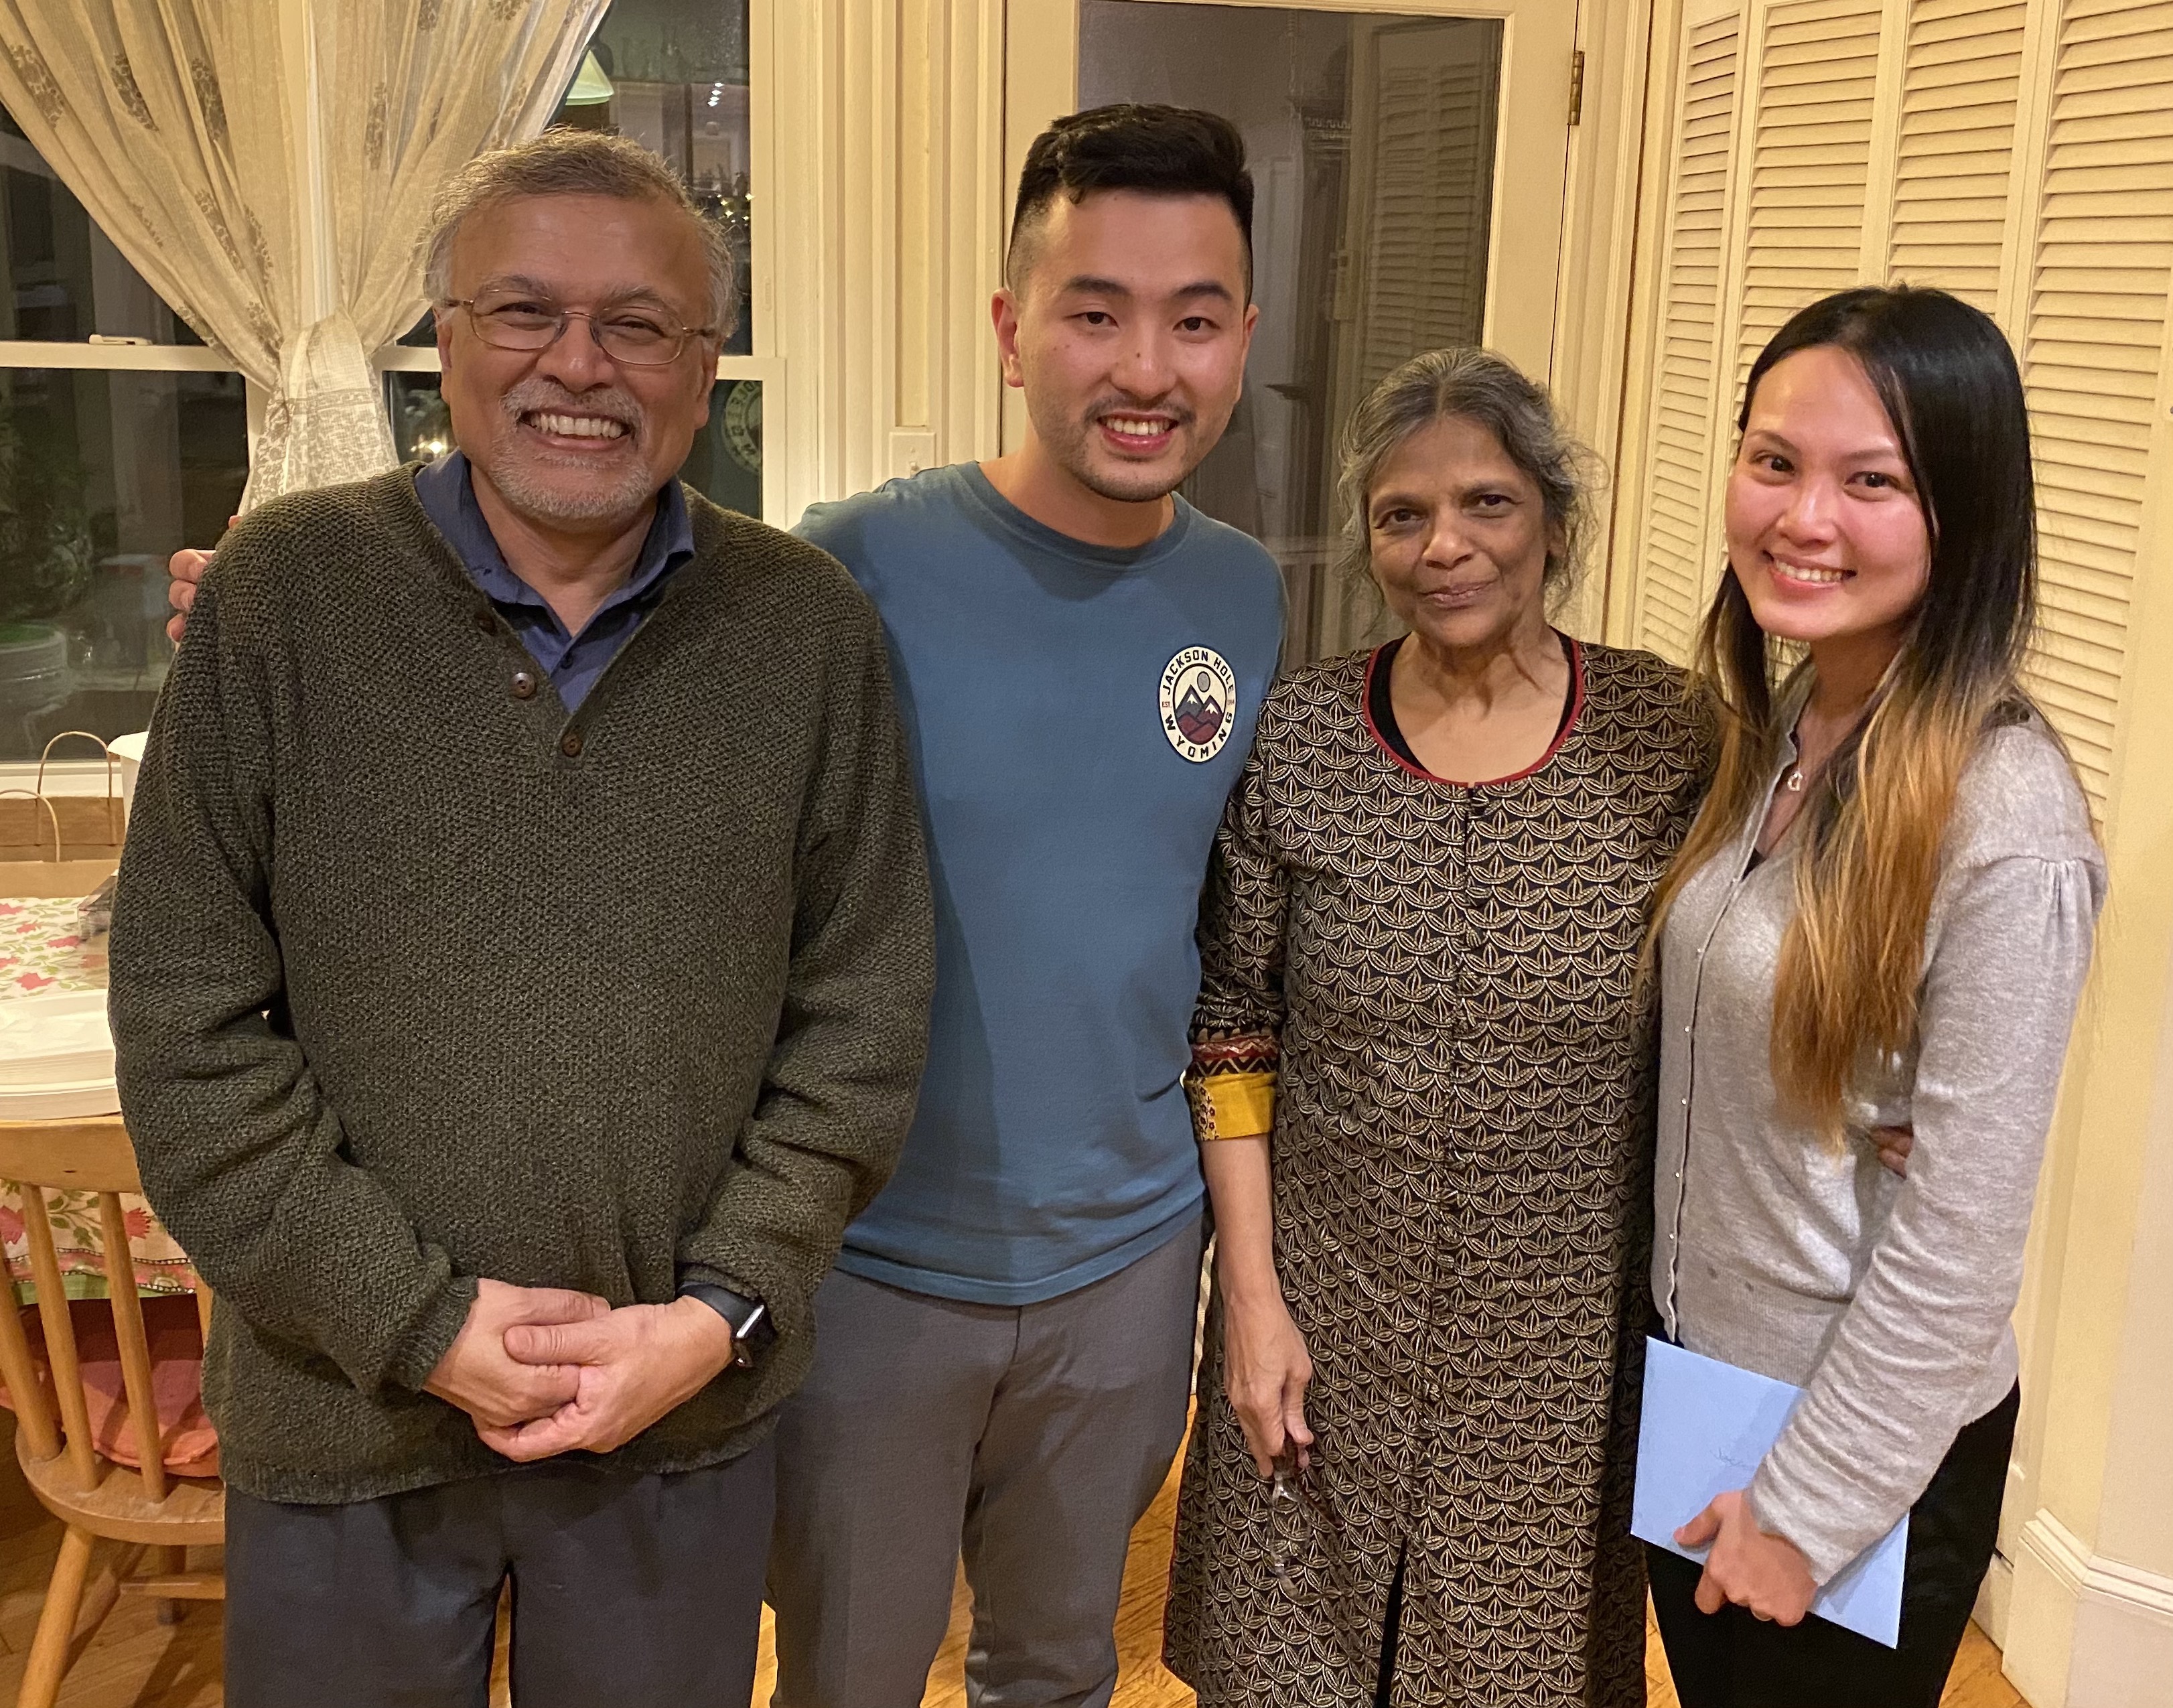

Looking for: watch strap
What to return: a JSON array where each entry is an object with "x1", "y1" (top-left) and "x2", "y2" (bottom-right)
[{"x1": 679, "y1": 1282, "x2": 775, "y2": 1368}]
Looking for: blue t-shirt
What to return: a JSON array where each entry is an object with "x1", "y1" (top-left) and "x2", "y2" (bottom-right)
[{"x1": 796, "y1": 464, "x2": 1283, "y2": 1305}]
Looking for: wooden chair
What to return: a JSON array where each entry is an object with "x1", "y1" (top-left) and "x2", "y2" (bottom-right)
[{"x1": 0, "y1": 1117, "x2": 222, "y2": 1708}]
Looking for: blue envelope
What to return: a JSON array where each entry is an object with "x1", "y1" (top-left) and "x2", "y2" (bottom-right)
[{"x1": 1632, "y1": 1337, "x2": 1908, "y2": 1648}]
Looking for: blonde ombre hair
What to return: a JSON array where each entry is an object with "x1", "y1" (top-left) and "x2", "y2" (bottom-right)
[{"x1": 1648, "y1": 287, "x2": 2067, "y2": 1138}]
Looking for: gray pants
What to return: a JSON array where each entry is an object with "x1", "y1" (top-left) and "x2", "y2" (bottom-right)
[
  {"x1": 224, "y1": 1439, "x2": 774, "y2": 1708},
  {"x1": 768, "y1": 1216, "x2": 1204, "y2": 1708}
]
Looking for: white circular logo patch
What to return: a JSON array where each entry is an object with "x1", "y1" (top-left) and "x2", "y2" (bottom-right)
[{"x1": 1160, "y1": 647, "x2": 1239, "y2": 764}]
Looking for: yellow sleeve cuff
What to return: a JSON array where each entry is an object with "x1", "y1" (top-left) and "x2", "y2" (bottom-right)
[{"x1": 1189, "y1": 1070, "x2": 1275, "y2": 1142}]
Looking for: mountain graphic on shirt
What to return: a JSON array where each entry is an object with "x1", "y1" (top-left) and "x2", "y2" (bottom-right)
[{"x1": 1174, "y1": 674, "x2": 1226, "y2": 745}]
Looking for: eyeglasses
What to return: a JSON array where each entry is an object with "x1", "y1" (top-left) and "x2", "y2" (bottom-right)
[
  {"x1": 1269, "y1": 1448, "x2": 1370, "y2": 1670},
  {"x1": 443, "y1": 293, "x2": 716, "y2": 368}
]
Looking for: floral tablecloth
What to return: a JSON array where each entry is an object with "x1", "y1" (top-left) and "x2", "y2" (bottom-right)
[{"x1": 0, "y1": 896, "x2": 200, "y2": 1303}]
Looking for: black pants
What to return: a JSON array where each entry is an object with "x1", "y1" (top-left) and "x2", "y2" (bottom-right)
[
  {"x1": 1648, "y1": 1385, "x2": 2018, "y2": 1708},
  {"x1": 223, "y1": 1437, "x2": 775, "y2": 1708}
]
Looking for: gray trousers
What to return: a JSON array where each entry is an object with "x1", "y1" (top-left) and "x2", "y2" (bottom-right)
[
  {"x1": 223, "y1": 1439, "x2": 774, "y2": 1708},
  {"x1": 768, "y1": 1216, "x2": 1204, "y2": 1708}
]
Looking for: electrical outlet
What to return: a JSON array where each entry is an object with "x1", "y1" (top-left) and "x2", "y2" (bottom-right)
[{"x1": 890, "y1": 429, "x2": 938, "y2": 479}]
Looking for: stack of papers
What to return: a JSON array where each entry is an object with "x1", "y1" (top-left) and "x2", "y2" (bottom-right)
[{"x1": 0, "y1": 987, "x2": 119, "y2": 1119}]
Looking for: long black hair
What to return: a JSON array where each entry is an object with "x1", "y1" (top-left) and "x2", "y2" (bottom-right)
[
  {"x1": 1709, "y1": 285, "x2": 2038, "y2": 748},
  {"x1": 1650, "y1": 285, "x2": 2058, "y2": 1135}
]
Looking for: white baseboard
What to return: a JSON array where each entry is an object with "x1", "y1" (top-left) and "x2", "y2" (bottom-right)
[
  {"x1": 2004, "y1": 1510, "x2": 2173, "y2": 1707},
  {"x1": 1977, "y1": 1549, "x2": 2014, "y2": 1647}
]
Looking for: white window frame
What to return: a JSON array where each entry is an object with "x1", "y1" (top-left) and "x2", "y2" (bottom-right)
[
  {"x1": 0, "y1": 334, "x2": 249, "y2": 792},
  {"x1": 373, "y1": 344, "x2": 788, "y2": 526},
  {"x1": 4, "y1": 0, "x2": 781, "y2": 792}
]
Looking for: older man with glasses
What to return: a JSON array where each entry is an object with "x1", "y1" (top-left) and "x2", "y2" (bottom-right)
[{"x1": 109, "y1": 129, "x2": 932, "y2": 1708}]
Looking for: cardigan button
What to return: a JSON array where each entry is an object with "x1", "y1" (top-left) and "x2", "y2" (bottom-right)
[
  {"x1": 560, "y1": 730, "x2": 584, "y2": 758},
  {"x1": 510, "y1": 671, "x2": 537, "y2": 701},
  {"x1": 472, "y1": 608, "x2": 497, "y2": 635}
]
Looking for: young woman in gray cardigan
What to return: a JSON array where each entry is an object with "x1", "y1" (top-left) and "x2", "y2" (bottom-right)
[{"x1": 1641, "y1": 286, "x2": 2105, "y2": 1706}]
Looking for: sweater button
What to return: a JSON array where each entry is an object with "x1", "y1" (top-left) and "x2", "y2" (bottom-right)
[
  {"x1": 511, "y1": 670, "x2": 537, "y2": 701},
  {"x1": 472, "y1": 608, "x2": 497, "y2": 635},
  {"x1": 560, "y1": 730, "x2": 583, "y2": 758}
]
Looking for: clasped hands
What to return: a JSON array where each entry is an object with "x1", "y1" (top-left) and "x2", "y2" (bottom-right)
[{"x1": 423, "y1": 1277, "x2": 739, "y2": 1463}]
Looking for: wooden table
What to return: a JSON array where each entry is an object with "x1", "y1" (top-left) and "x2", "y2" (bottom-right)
[{"x1": 0, "y1": 869, "x2": 198, "y2": 1305}]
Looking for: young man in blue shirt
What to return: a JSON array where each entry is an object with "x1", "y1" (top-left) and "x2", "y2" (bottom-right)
[{"x1": 764, "y1": 107, "x2": 1283, "y2": 1707}]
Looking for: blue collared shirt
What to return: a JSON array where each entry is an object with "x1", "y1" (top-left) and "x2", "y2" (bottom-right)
[{"x1": 414, "y1": 451, "x2": 695, "y2": 712}]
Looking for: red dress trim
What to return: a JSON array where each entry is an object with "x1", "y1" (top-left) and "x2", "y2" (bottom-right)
[{"x1": 1360, "y1": 636, "x2": 1587, "y2": 788}]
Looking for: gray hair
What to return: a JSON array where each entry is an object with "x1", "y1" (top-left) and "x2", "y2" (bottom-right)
[
  {"x1": 419, "y1": 128, "x2": 738, "y2": 340},
  {"x1": 1335, "y1": 347, "x2": 1601, "y2": 600}
]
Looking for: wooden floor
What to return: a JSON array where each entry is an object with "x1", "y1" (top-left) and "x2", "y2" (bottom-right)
[
  {"x1": 903, "y1": 1453, "x2": 2026, "y2": 1708},
  {"x1": 0, "y1": 1415, "x2": 2025, "y2": 1708}
]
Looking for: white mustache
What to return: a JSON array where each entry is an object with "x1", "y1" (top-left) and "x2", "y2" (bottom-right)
[{"x1": 502, "y1": 380, "x2": 643, "y2": 436}]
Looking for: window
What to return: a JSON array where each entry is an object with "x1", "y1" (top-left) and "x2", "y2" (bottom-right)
[
  {"x1": 0, "y1": 0, "x2": 774, "y2": 772},
  {"x1": 560, "y1": 0, "x2": 755, "y2": 358},
  {"x1": 379, "y1": 0, "x2": 774, "y2": 522},
  {"x1": 0, "y1": 109, "x2": 248, "y2": 764}
]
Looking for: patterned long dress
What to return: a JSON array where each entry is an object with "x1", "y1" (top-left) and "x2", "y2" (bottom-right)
[{"x1": 1163, "y1": 640, "x2": 1709, "y2": 1707}]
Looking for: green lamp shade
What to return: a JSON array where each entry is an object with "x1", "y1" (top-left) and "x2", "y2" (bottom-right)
[{"x1": 564, "y1": 51, "x2": 614, "y2": 106}]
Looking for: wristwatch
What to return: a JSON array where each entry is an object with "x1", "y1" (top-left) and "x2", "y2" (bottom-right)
[{"x1": 679, "y1": 1281, "x2": 777, "y2": 1370}]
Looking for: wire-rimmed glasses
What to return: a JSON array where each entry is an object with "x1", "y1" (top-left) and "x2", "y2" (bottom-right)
[
  {"x1": 443, "y1": 291, "x2": 717, "y2": 367},
  {"x1": 1269, "y1": 1447, "x2": 1373, "y2": 1670}
]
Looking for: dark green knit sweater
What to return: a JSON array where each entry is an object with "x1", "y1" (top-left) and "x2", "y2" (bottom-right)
[{"x1": 110, "y1": 468, "x2": 933, "y2": 1503}]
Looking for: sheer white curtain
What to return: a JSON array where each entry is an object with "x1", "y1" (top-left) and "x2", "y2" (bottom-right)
[{"x1": 0, "y1": 0, "x2": 608, "y2": 506}]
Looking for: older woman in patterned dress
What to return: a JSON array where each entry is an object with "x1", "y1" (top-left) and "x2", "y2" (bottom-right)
[{"x1": 1161, "y1": 349, "x2": 1709, "y2": 1707}]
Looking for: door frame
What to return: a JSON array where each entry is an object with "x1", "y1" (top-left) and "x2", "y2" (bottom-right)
[{"x1": 1000, "y1": 0, "x2": 1661, "y2": 638}]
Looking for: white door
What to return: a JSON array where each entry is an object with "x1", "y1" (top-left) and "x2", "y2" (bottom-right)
[{"x1": 1005, "y1": 0, "x2": 1582, "y2": 660}]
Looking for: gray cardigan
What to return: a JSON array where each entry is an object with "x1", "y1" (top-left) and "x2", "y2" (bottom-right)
[{"x1": 1653, "y1": 709, "x2": 2104, "y2": 1583}]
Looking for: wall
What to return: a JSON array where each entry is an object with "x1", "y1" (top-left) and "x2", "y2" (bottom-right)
[
  {"x1": 1609, "y1": 0, "x2": 2173, "y2": 1699},
  {"x1": 757, "y1": 0, "x2": 1007, "y2": 525}
]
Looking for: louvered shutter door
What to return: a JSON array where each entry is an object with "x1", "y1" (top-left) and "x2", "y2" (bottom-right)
[
  {"x1": 2018, "y1": 0, "x2": 2173, "y2": 802},
  {"x1": 1354, "y1": 31, "x2": 1500, "y2": 397},
  {"x1": 1890, "y1": 0, "x2": 2028, "y2": 310},
  {"x1": 1633, "y1": 5, "x2": 1744, "y2": 662},
  {"x1": 1736, "y1": 0, "x2": 1885, "y2": 383}
]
